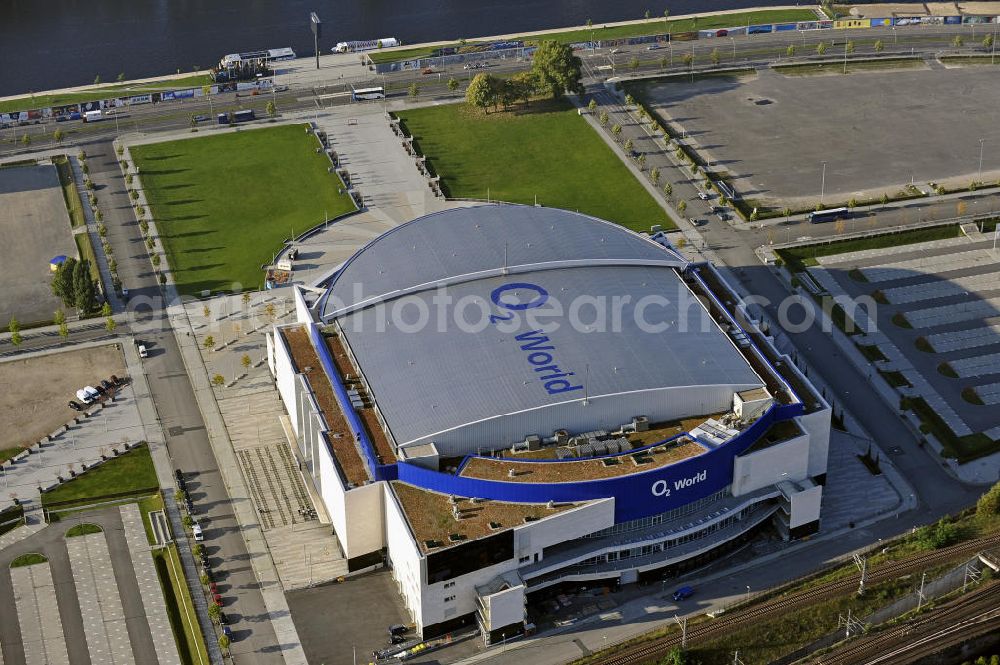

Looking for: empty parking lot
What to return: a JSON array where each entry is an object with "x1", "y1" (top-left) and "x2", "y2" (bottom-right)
[
  {"x1": 0, "y1": 163, "x2": 79, "y2": 325},
  {"x1": 636, "y1": 65, "x2": 1000, "y2": 210}
]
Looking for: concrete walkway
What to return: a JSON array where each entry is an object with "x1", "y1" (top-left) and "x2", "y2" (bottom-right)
[
  {"x1": 120, "y1": 504, "x2": 182, "y2": 665},
  {"x1": 11, "y1": 562, "x2": 70, "y2": 665},
  {"x1": 67, "y1": 530, "x2": 136, "y2": 665}
]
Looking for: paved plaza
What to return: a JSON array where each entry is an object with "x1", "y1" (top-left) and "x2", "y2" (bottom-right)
[
  {"x1": 11, "y1": 561, "x2": 70, "y2": 665},
  {"x1": 0, "y1": 373, "x2": 144, "y2": 512},
  {"x1": 0, "y1": 163, "x2": 78, "y2": 325},
  {"x1": 185, "y1": 292, "x2": 348, "y2": 590},
  {"x1": 638, "y1": 66, "x2": 1000, "y2": 209}
]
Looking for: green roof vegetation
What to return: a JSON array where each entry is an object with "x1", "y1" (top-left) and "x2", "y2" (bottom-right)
[
  {"x1": 10, "y1": 552, "x2": 47, "y2": 568},
  {"x1": 131, "y1": 124, "x2": 356, "y2": 295}
]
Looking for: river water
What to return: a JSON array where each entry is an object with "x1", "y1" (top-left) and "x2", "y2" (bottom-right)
[{"x1": 0, "y1": 0, "x2": 835, "y2": 95}]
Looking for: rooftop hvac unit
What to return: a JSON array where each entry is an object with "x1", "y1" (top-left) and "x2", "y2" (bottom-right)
[
  {"x1": 632, "y1": 416, "x2": 649, "y2": 432},
  {"x1": 508, "y1": 469, "x2": 516, "y2": 478},
  {"x1": 554, "y1": 429, "x2": 569, "y2": 445},
  {"x1": 525, "y1": 435, "x2": 542, "y2": 451},
  {"x1": 591, "y1": 440, "x2": 608, "y2": 456}
]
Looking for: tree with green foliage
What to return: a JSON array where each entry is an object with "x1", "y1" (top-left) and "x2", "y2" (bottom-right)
[
  {"x1": 677, "y1": 199, "x2": 687, "y2": 213},
  {"x1": 611, "y1": 124, "x2": 622, "y2": 141},
  {"x1": 219, "y1": 634, "x2": 230, "y2": 651},
  {"x1": 650, "y1": 167, "x2": 660, "y2": 185},
  {"x1": 21, "y1": 134, "x2": 31, "y2": 147},
  {"x1": 447, "y1": 77, "x2": 459, "y2": 92},
  {"x1": 663, "y1": 647, "x2": 690, "y2": 665},
  {"x1": 466, "y1": 73, "x2": 497, "y2": 112},
  {"x1": 212, "y1": 374, "x2": 225, "y2": 386},
  {"x1": 509, "y1": 70, "x2": 537, "y2": 106},
  {"x1": 874, "y1": 39, "x2": 884, "y2": 53},
  {"x1": 984, "y1": 34, "x2": 994, "y2": 49},
  {"x1": 663, "y1": 182, "x2": 673, "y2": 198},
  {"x1": 787, "y1": 44, "x2": 796, "y2": 57},
  {"x1": 953, "y1": 35, "x2": 964, "y2": 48},
  {"x1": 845, "y1": 40, "x2": 855, "y2": 54},
  {"x1": 408, "y1": 82, "x2": 420, "y2": 99},
  {"x1": 73, "y1": 260, "x2": 98, "y2": 315},
  {"x1": 94, "y1": 74, "x2": 101, "y2": 85},
  {"x1": 208, "y1": 602, "x2": 222, "y2": 622},
  {"x1": 53, "y1": 128, "x2": 64, "y2": 143},
  {"x1": 881, "y1": 192, "x2": 890, "y2": 205},
  {"x1": 681, "y1": 52, "x2": 693, "y2": 68},
  {"x1": 629, "y1": 57, "x2": 640, "y2": 72},
  {"x1": 242, "y1": 354, "x2": 252, "y2": 371},
  {"x1": 624, "y1": 139, "x2": 634, "y2": 154},
  {"x1": 599, "y1": 110, "x2": 609, "y2": 127},
  {"x1": 265, "y1": 100, "x2": 276, "y2": 118},
  {"x1": 977, "y1": 481, "x2": 1000, "y2": 518},
  {"x1": 54, "y1": 310, "x2": 69, "y2": 338},
  {"x1": 817, "y1": 42, "x2": 828, "y2": 56},
  {"x1": 710, "y1": 48, "x2": 720, "y2": 66},
  {"x1": 531, "y1": 40, "x2": 583, "y2": 99},
  {"x1": 204, "y1": 335, "x2": 215, "y2": 351},
  {"x1": 587, "y1": 99, "x2": 597, "y2": 113},
  {"x1": 8, "y1": 317, "x2": 22, "y2": 347},
  {"x1": 51, "y1": 257, "x2": 79, "y2": 308}
]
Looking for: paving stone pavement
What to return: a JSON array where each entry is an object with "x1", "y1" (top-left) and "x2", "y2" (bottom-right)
[
  {"x1": 11, "y1": 561, "x2": 70, "y2": 665},
  {"x1": 120, "y1": 504, "x2": 182, "y2": 665},
  {"x1": 66, "y1": 530, "x2": 136, "y2": 665}
]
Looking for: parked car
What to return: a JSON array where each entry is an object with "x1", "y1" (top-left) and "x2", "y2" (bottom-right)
[
  {"x1": 673, "y1": 586, "x2": 695, "y2": 602},
  {"x1": 647, "y1": 44, "x2": 663, "y2": 50},
  {"x1": 222, "y1": 625, "x2": 232, "y2": 638},
  {"x1": 136, "y1": 341, "x2": 148, "y2": 358},
  {"x1": 76, "y1": 386, "x2": 100, "y2": 404},
  {"x1": 390, "y1": 634, "x2": 406, "y2": 644},
  {"x1": 68, "y1": 400, "x2": 84, "y2": 412},
  {"x1": 697, "y1": 191, "x2": 710, "y2": 201},
  {"x1": 192, "y1": 524, "x2": 204, "y2": 542},
  {"x1": 389, "y1": 624, "x2": 408, "y2": 637},
  {"x1": 421, "y1": 67, "x2": 434, "y2": 75},
  {"x1": 610, "y1": 48, "x2": 623, "y2": 54},
  {"x1": 100, "y1": 379, "x2": 115, "y2": 392},
  {"x1": 218, "y1": 611, "x2": 229, "y2": 626},
  {"x1": 192, "y1": 114, "x2": 209, "y2": 122}
]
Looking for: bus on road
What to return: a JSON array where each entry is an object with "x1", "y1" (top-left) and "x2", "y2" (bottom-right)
[
  {"x1": 352, "y1": 86, "x2": 385, "y2": 101},
  {"x1": 809, "y1": 207, "x2": 849, "y2": 223}
]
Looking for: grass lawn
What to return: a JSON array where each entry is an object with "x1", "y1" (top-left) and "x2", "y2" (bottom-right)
[
  {"x1": 396, "y1": 100, "x2": 671, "y2": 232},
  {"x1": 908, "y1": 396, "x2": 997, "y2": 463},
  {"x1": 776, "y1": 224, "x2": 959, "y2": 273},
  {"x1": 153, "y1": 544, "x2": 210, "y2": 665},
  {"x1": 773, "y1": 57, "x2": 925, "y2": 76},
  {"x1": 10, "y1": 552, "x2": 47, "y2": 567},
  {"x1": 65, "y1": 523, "x2": 103, "y2": 537},
  {"x1": 0, "y1": 446, "x2": 26, "y2": 463},
  {"x1": 42, "y1": 443, "x2": 158, "y2": 508},
  {"x1": 369, "y1": 9, "x2": 818, "y2": 64},
  {"x1": 53, "y1": 156, "x2": 87, "y2": 228},
  {"x1": 132, "y1": 125, "x2": 355, "y2": 295},
  {"x1": 139, "y1": 494, "x2": 165, "y2": 545}
]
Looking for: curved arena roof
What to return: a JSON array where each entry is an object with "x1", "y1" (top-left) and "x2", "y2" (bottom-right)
[{"x1": 320, "y1": 206, "x2": 764, "y2": 453}]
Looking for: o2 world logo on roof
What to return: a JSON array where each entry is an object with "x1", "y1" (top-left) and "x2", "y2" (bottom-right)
[{"x1": 489, "y1": 282, "x2": 583, "y2": 397}]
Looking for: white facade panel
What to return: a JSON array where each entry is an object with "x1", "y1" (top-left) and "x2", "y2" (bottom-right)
[
  {"x1": 385, "y1": 484, "x2": 425, "y2": 627},
  {"x1": 345, "y1": 481, "x2": 386, "y2": 559},
  {"x1": 485, "y1": 585, "x2": 526, "y2": 631},
  {"x1": 789, "y1": 484, "x2": 823, "y2": 528},
  {"x1": 318, "y1": 435, "x2": 350, "y2": 555},
  {"x1": 798, "y1": 409, "x2": 832, "y2": 478},
  {"x1": 293, "y1": 285, "x2": 313, "y2": 323},
  {"x1": 731, "y1": 433, "x2": 810, "y2": 496},
  {"x1": 273, "y1": 329, "x2": 299, "y2": 436},
  {"x1": 514, "y1": 500, "x2": 614, "y2": 560}
]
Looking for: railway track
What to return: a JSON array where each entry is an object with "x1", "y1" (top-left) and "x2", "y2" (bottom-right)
[
  {"x1": 813, "y1": 581, "x2": 1000, "y2": 664},
  {"x1": 594, "y1": 533, "x2": 1000, "y2": 665}
]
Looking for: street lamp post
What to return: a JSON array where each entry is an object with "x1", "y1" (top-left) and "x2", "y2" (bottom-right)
[
  {"x1": 820, "y1": 161, "x2": 827, "y2": 205},
  {"x1": 746, "y1": 585, "x2": 751, "y2": 603},
  {"x1": 978, "y1": 138, "x2": 986, "y2": 184},
  {"x1": 731, "y1": 36, "x2": 736, "y2": 61}
]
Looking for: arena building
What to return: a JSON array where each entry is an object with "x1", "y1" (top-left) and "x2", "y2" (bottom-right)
[{"x1": 268, "y1": 205, "x2": 831, "y2": 644}]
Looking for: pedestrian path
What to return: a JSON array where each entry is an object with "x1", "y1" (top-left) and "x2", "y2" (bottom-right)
[
  {"x1": 862, "y1": 248, "x2": 995, "y2": 282},
  {"x1": 11, "y1": 561, "x2": 70, "y2": 665},
  {"x1": 816, "y1": 235, "x2": 974, "y2": 266},
  {"x1": 120, "y1": 504, "x2": 182, "y2": 665},
  {"x1": 67, "y1": 530, "x2": 136, "y2": 665},
  {"x1": 977, "y1": 383, "x2": 1000, "y2": 405}
]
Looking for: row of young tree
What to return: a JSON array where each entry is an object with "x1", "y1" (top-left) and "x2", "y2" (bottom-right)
[
  {"x1": 50, "y1": 256, "x2": 99, "y2": 316},
  {"x1": 464, "y1": 41, "x2": 584, "y2": 112}
]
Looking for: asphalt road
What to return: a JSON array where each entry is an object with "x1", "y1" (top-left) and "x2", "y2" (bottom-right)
[{"x1": 85, "y1": 140, "x2": 283, "y2": 661}]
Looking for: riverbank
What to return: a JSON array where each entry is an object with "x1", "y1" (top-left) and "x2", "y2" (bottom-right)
[{"x1": 0, "y1": 4, "x2": 820, "y2": 111}]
